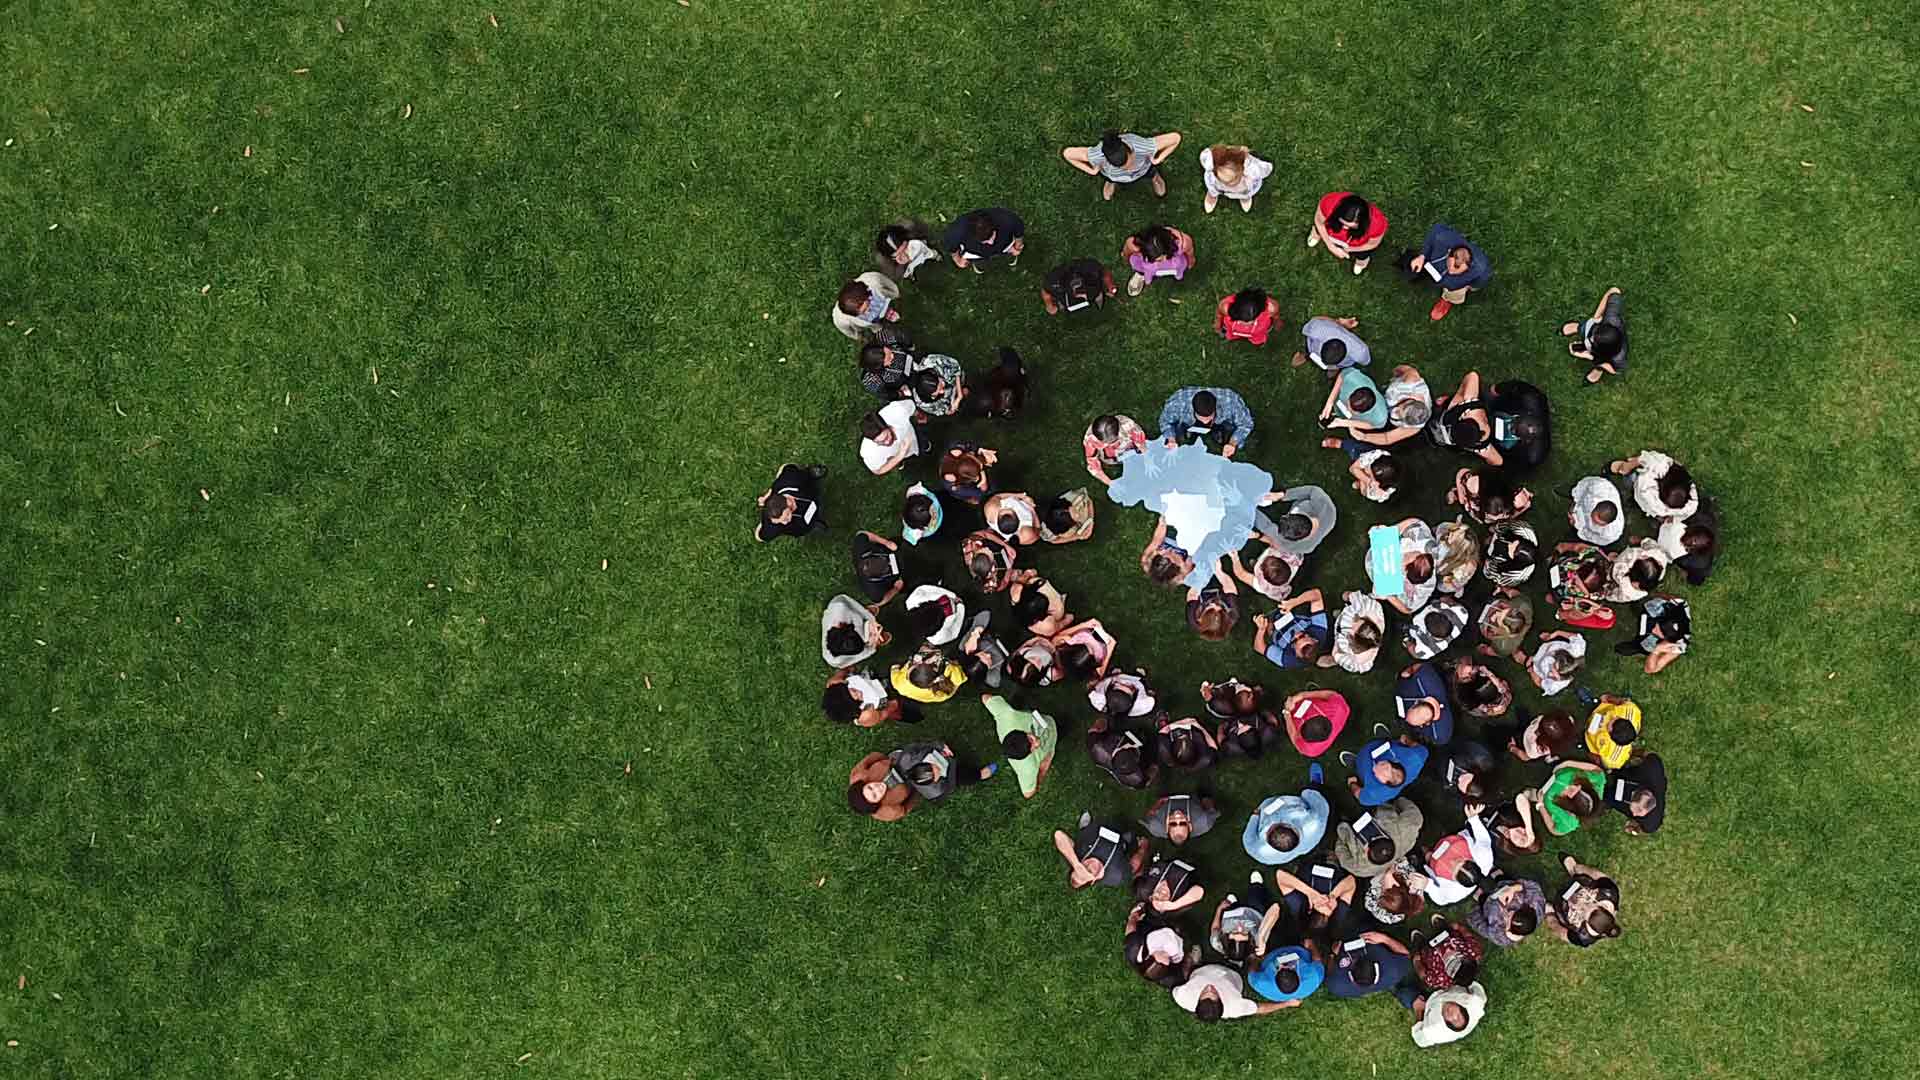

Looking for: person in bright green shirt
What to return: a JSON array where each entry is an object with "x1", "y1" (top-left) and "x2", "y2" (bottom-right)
[
  {"x1": 987, "y1": 693, "x2": 1058, "y2": 798},
  {"x1": 1534, "y1": 760, "x2": 1605, "y2": 836}
]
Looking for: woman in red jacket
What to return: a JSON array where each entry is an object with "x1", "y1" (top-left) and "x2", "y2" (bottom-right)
[
  {"x1": 1307, "y1": 191, "x2": 1390, "y2": 275},
  {"x1": 1214, "y1": 286, "x2": 1283, "y2": 346}
]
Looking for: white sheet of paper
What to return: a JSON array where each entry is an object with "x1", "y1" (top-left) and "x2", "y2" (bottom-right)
[{"x1": 1162, "y1": 491, "x2": 1225, "y2": 551}]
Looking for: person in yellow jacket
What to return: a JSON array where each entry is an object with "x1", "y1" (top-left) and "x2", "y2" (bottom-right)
[
  {"x1": 890, "y1": 644, "x2": 968, "y2": 704},
  {"x1": 1584, "y1": 694, "x2": 1642, "y2": 769}
]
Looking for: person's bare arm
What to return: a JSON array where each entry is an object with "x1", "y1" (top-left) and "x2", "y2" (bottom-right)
[
  {"x1": 1317, "y1": 378, "x2": 1343, "y2": 422},
  {"x1": 1590, "y1": 287, "x2": 1619, "y2": 323},
  {"x1": 1253, "y1": 1000, "x2": 1300, "y2": 1015},
  {"x1": 1052, "y1": 829, "x2": 1080, "y2": 870},
  {"x1": 1127, "y1": 903, "x2": 1147, "y2": 937},
  {"x1": 1363, "y1": 930, "x2": 1411, "y2": 955},
  {"x1": 1150, "y1": 131, "x2": 1183, "y2": 163},
  {"x1": 1226, "y1": 550, "x2": 1258, "y2": 588},
  {"x1": 1284, "y1": 588, "x2": 1326, "y2": 613},
  {"x1": 1061, "y1": 144, "x2": 1098, "y2": 175},
  {"x1": 851, "y1": 753, "x2": 888, "y2": 781},
  {"x1": 1254, "y1": 903, "x2": 1283, "y2": 955},
  {"x1": 1454, "y1": 371, "x2": 1482, "y2": 403},
  {"x1": 1270, "y1": 867, "x2": 1309, "y2": 894},
  {"x1": 1141, "y1": 519, "x2": 1168, "y2": 568},
  {"x1": 1251, "y1": 616, "x2": 1271, "y2": 655},
  {"x1": 1332, "y1": 876, "x2": 1358, "y2": 904},
  {"x1": 1158, "y1": 884, "x2": 1206, "y2": 914},
  {"x1": 1041, "y1": 287, "x2": 1060, "y2": 316},
  {"x1": 1175, "y1": 229, "x2": 1196, "y2": 260},
  {"x1": 1028, "y1": 754, "x2": 1054, "y2": 797}
]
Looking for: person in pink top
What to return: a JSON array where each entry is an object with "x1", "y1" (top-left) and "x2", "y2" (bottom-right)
[
  {"x1": 1282, "y1": 690, "x2": 1349, "y2": 757},
  {"x1": 1121, "y1": 224, "x2": 1196, "y2": 296}
]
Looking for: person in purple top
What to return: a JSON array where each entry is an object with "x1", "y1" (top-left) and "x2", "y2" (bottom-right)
[
  {"x1": 1121, "y1": 224, "x2": 1196, "y2": 296},
  {"x1": 1408, "y1": 223, "x2": 1491, "y2": 321}
]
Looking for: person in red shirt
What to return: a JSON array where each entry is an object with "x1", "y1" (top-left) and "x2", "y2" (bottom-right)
[
  {"x1": 1308, "y1": 192, "x2": 1390, "y2": 275},
  {"x1": 1214, "y1": 287, "x2": 1283, "y2": 346}
]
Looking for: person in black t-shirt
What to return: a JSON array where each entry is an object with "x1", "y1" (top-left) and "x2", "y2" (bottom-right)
[
  {"x1": 1086, "y1": 714, "x2": 1159, "y2": 790},
  {"x1": 1604, "y1": 752, "x2": 1667, "y2": 835},
  {"x1": 754, "y1": 463, "x2": 827, "y2": 542}
]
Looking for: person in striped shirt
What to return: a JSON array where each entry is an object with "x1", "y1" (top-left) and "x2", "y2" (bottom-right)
[{"x1": 1062, "y1": 129, "x2": 1182, "y2": 200}]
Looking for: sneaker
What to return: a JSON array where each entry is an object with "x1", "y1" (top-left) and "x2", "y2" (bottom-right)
[
  {"x1": 807, "y1": 464, "x2": 828, "y2": 479},
  {"x1": 1225, "y1": 893, "x2": 1239, "y2": 905},
  {"x1": 1102, "y1": 181, "x2": 1116, "y2": 202},
  {"x1": 1079, "y1": 810, "x2": 1092, "y2": 829},
  {"x1": 1574, "y1": 685, "x2": 1600, "y2": 708},
  {"x1": 1309, "y1": 763, "x2": 1325, "y2": 786},
  {"x1": 1306, "y1": 229, "x2": 1320, "y2": 249},
  {"x1": 981, "y1": 762, "x2": 1000, "y2": 781},
  {"x1": 1249, "y1": 870, "x2": 1264, "y2": 885},
  {"x1": 1352, "y1": 259, "x2": 1367, "y2": 275},
  {"x1": 1238, "y1": 198, "x2": 1253, "y2": 213},
  {"x1": 1372, "y1": 723, "x2": 1391, "y2": 739},
  {"x1": 1429, "y1": 298, "x2": 1454, "y2": 321},
  {"x1": 1204, "y1": 194, "x2": 1219, "y2": 215},
  {"x1": 1150, "y1": 173, "x2": 1167, "y2": 198},
  {"x1": 1126, "y1": 272, "x2": 1148, "y2": 297},
  {"x1": 1338, "y1": 751, "x2": 1357, "y2": 767},
  {"x1": 1411, "y1": 931, "x2": 1426, "y2": 947}
]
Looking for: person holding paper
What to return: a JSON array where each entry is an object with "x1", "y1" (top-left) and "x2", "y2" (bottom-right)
[
  {"x1": 1242, "y1": 783, "x2": 1331, "y2": 865},
  {"x1": 1214, "y1": 286, "x2": 1283, "y2": 345},
  {"x1": 1120, "y1": 224, "x2": 1197, "y2": 296},
  {"x1": 1089, "y1": 669, "x2": 1158, "y2": 720},
  {"x1": 845, "y1": 751, "x2": 919, "y2": 822},
  {"x1": 1210, "y1": 877, "x2": 1285, "y2": 967},
  {"x1": 1281, "y1": 689, "x2": 1349, "y2": 757},
  {"x1": 1142, "y1": 793, "x2": 1221, "y2": 846},
  {"x1": 1584, "y1": 694, "x2": 1644, "y2": 768},
  {"x1": 988, "y1": 693, "x2": 1057, "y2": 798},
  {"x1": 1308, "y1": 191, "x2": 1390, "y2": 274},
  {"x1": 1409, "y1": 222, "x2": 1491, "y2": 321},
  {"x1": 1061, "y1": 129, "x2": 1182, "y2": 201},
  {"x1": 1256, "y1": 483, "x2": 1338, "y2": 558},
  {"x1": 1082, "y1": 414, "x2": 1149, "y2": 486},
  {"x1": 1560, "y1": 285, "x2": 1630, "y2": 383},
  {"x1": 1411, "y1": 921, "x2": 1485, "y2": 994},
  {"x1": 1604, "y1": 751, "x2": 1668, "y2": 835},
  {"x1": 1246, "y1": 935, "x2": 1326, "y2": 1005},
  {"x1": 1123, "y1": 903, "x2": 1195, "y2": 990},
  {"x1": 1198, "y1": 143, "x2": 1275, "y2": 213},
  {"x1": 1325, "y1": 932, "x2": 1413, "y2": 998},
  {"x1": 1367, "y1": 518, "x2": 1440, "y2": 615},
  {"x1": 1156, "y1": 386, "x2": 1255, "y2": 455},
  {"x1": 755, "y1": 462, "x2": 829, "y2": 542},
  {"x1": 1419, "y1": 812, "x2": 1496, "y2": 906},
  {"x1": 1252, "y1": 588, "x2": 1333, "y2": 670},
  {"x1": 1133, "y1": 853, "x2": 1207, "y2": 915},
  {"x1": 1407, "y1": 981, "x2": 1489, "y2": 1047},
  {"x1": 1085, "y1": 714, "x2": 1158, "y2": 790},
  {"x1": 1393, "y1": 662, "x2": 1456, "y2": 746},
  {"x1": 1466, "y1": 874, "x2": 1549, "y2": 947},
  {"x1": 1292, "y1": 314, "x2": 1371, "y2": 372},
  {"x1": 1053, "y1": 810, "x2": 1149, "y2": 890},
  {"x1": 1614, "y1": 594, "x2": 1692, "y2": 674},
  {"x1": 831, "y1": 271, "x2": 903, "y2": 339},
  {"x1": 941, "y1": 207, "x2": 1025, "y2": 272},
  {"x1": 1156, "y1": 714, "x2": 1220, "y2": 774},
  {"x1": 1548, "y1": 854, "x2": 1624, "y2": 947},
  {"x1": 1333, "y1": 798, "x2": 1424, "y2": 879},
  {"x1": 871, "y1": 219, "x2": 939, "y2": 282},
  {"x1": 1040, "y1": 257, "x2": 1118, "y2": 316},
  {"x1": 1343, "y1": 736, "x2": 1429, "y2": 806},
  {"x1": 1319, "y1": 366, "x2": 1392, "y2": 432},
  {"x1": 1330, "y1": 590, "x2": 1388, "y2": 674}
]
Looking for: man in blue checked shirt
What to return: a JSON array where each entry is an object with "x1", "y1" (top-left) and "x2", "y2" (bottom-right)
[{"x1": 1157, "y1": 386, "x2": 1254, "y2": 458}]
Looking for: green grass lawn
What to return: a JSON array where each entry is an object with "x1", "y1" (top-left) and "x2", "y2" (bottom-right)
[{"x1": 4, "y1": 1, "x2": 1918, "y2": 1076}]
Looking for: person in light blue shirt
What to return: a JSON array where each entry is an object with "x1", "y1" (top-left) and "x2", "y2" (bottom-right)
[
  {"x1": 1247, "y1": 940, "x2": 1326, "y2": 1004},
  {"x1": 1344, "y1": 737, "x2": 1430, "y2": 807},
  {"x1": 1295, "y1": 315, "x2": 1372, "y2": 373},
  {"x1": 1242, "y1": 784, "x2": 1330, "y2": 865}
]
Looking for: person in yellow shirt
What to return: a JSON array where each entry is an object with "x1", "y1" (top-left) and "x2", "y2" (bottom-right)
[
  {"x1": 891, "y1": 644, "x2": 968, "y2": 704},
  {"x1": 1584, "y1": 695, "x2": 1642, "y2": 769}
]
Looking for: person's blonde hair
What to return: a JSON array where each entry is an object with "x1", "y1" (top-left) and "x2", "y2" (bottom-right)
[{"x1": 1210, "y1": 145, "x2": 1247, "y2": 185}]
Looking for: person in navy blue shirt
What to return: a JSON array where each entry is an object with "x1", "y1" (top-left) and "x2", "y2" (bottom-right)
[
  {"x1": 1393, "y1": 662, "x2": 1455, "y2": 746},
  {"x1": 943, "y1": 208, "x2": 1026, "y2": 273},
  {"x1": 1246, "y1": 937, "x2": 1326, "y2": 1006},
  {"x1": 1409, "y1": 223, "x2": 1491, "y2": 322},
  {"x1": 1253, "y1": 588, "x2": 1333, "y2": 670},
  {"x1": 1325, "y1": 931, "x2": 1414, "y2": 999},
  {"x1": 1343, "y1": 736, "x2": 1429, "y2": 806}
]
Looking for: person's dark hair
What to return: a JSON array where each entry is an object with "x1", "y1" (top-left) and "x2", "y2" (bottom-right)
[
  {"x1": 1194, "y1": 996, "x2": 1224, "y2": 1023},
  {"x1": 1536, "y1": 710, "x2": 1578, "y2": 755},
  {"x1": 1460, "y1": 775, "x2": 1487, "y2": 801},
  {"x1": 1191, "y1": 390, "x2": 1218, "y2": 418},
  {"x1": 1000, "y1": 730, "x2": 1032, "y2": 760},
  {"x1": 1659, "y1": 464, "x2": 1694, "y2": 509},
  {"x1": 1273, "y1": 967, "x2": 1301, "y2": 994},
  {"x1": 1193, "y1": 600, "x2": 1234, "y2": 642},
  {"x1": 1406, "y1": 554, "x2": 1434, "y2": 584},
  {"x1": 1628, "y1": 557, "x2": 1662, "y2": 592},
  {"x1": 1320, "y1": 338, "x2": 1347, "y2": 367},
  {"x1": 1370, "y1": 454, "x2": 1402, "y2": 489},
  {"x1": 1450, "y1": 416, "x2": 1483, "y2": 447},
  {"x1": 1481, "y1": 489, "x2": 1514, "y2": 520},
  {"x1": 1228, "y1": 287, "x2": 1267, "y2": 322},
  {"x1": 1353, "y1": 619, "x2": 1383, "y2": 652},
  {"x1": 1137, "y1": 225, "x2": 1178, "y2": 261},
  {"x1": 758, "y1": 495, "x2": 791, "y2": 529},
  {"x1": 1451, "y1": 957, "x2": 1481, "y2": 987},
  {"x1": 1509, "y1": 906, "x2": 1539, "y2": 937},
  {"x1": 1455, "y1": 861, "x2": 1482, "y2": 888},
  {"x1": 1265, "y1": 823, "x2": 1299, "y2": 852},
  {"x1": 1099, "y1": 129, "x2": 1129, "y2": 163},
  {"x1": 911, "y1": 368, "x2": 943, "y2": 401},
  {"x1": 1330, "y1": 193, "x2": 1372, "y2": 236},
  {"x1": 1448, "y1": 245, "x2": 1472, "y2": 266},
  {"x1": 1587, "y1": 907, "x2": 1622, "y2": 938},
  {"x1": 995, "y1": 510, "x2": 1020, "y2": 537},
  {"x1": 821, "y1": 684, "x2": 859, "y2": 724},
  {"x1": 1131, "y1": 872, "x2": 1159, "y2": 903},
  {"x1": 907, "y1": 762, "x2": 937, "y2": 787},
  {"x1": 1365, "y1": 835, "x2": 1396, "y2": 866},
  {"x1": 1300, "y1": 715, "x2": 1332, "y2": 744},
  {"x1": 1379, "y1": 881, "x2": 1421, "y2": 916},
  {"x1": 837, "y1": 280, "x2": 872, "y2": 315},
  {"x1": 908, "y1": 602, "x2": 947, "y2": 641},
  {"x1": 1171, "y1": 731, "x2": 1199, "y2": 767},
  {"x1": 1294, "y1": 633, "x2": 1326, "y2": 663},
  {"x1": 1012, "y1": 587, "x2": 1049, "y2": 628},
  {"x1": 1010, "y1": 653, "x2": 1048, "y2": 687},
  {"x1": 1589, "y1": 499, "x2": 1620, "y2": 526},
  {"x1": 856, "y1": 553, "x2": 896, "y2": 583},
  {"x1": 1555, "y1": 778, "x2": 1600, "y2": 819},
  {"x1": 1044, "y1": 496, "x2": 1077, "y2": 535},
  {"x1": 903, "y1": 493, "x2": 934, "y2": 529},
  {"x1": 907, "y1": 662, "x2": 942, "y2": 690},
  {"x1": 1277, "y1": 514, "x2": 1313, "y2": 542},
  {"x1": 1512, "y1": 413, "x2": 1544, "y2": 444},
  {"x1": 1350, "y1": 958, "x2": 1381, "y2": 987},
  {"x1": 858, "y1": 343, "x2": 890, "y2": 374},
  {"x1": 1231, "y1": 725, "x2": 1264, "y2": 759},
  {"x1": 1148, "y1": 554, "x2": 1182, "y2": 587},
  {"x1": 1348, "y1": 387, "x2": 1378, "y2": 415},
  {"x1": 847, "y1": 783, "x2": 878, "y2": 814},
  {"x1": 967, "y1": 551, "x2": 995, "y2": 583},
  {"x1": 1681, "y1": 523, "x2": 1715, "y2": 554},
  {"x1": 1092, "y1": 414, "x2": 1122, "y2": 442},
  {"x1": 1423, "y1": 609, "x2": 1455, "y2": 640},
  {"x1": 1588, "y1": 321, "x2": 1624, "y2": 361},
  {"x1": 860, "y1": 412, "x2": 886, "y2": 440},
  {"x1": 970, "y1": 214, "x2": 997, "y2": 245},
  {"x1": 958, "y1": 652, "x2": 990, "y2": 683},
  {"x1": 1232, "y1": 686, "x2": 1261, "y2": 715},
  {"x1": 1609, "y1": 715, "x2": 1640, "y2": 747},
  {"x1": 825, "y1": 624, "x2": 864, "y2": 659},
  {"x1": 1220, "y1": 934, "x2": 1253, "y2": 964},
  {"x1": 1105, "y1": 683, "x2": 1137, "y2": 718},
  {"x1": 1061, "y1": 643, "x2": 1098, "y2": 680}
]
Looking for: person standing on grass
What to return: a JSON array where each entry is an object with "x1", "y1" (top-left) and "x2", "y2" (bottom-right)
[
  {"x1": 1330, "y1": 590, "x2": 1388, "y2": 674},
  {"x1": 1041, "y1": 257, "x2": 1117, "y2": 315},
  {"x1": 1326, "y1": 932, "x2": 1414, "y2": 999},
  {"x1": 858, "y1": 399, "x2": 923, "y2": 477},
  {"x1": 856, "y1": 341, "x2": 916, "y2": 402},
  {"x1": 900, "y1": 483, "x2": 943, "y2": 547},
  {"x1": 1466, "y1": 873, "x2": 1549, "y2": 948},
  {"x1": 982, "y1": 491, "x2": 1042, "y2": 547},
  {"x1": 1343, "y1": 735, "x2": 1429, "y2": 807},
  {"x1": 1560, "y1": 286, "x2": 1629, "y2": 383},
  {"x1": 1257, "y1": 483, "x2": 1338, "y2": 558},
  {"x1": 1392, "y1": 662, "x2": 1455, "y2": 747},
  {"x1": 1605, "y1": 751, "x2": 1668, "y2": 835},
  {"x1": 1247, "y1": 934, "x2": 1326, "y2": 1007},
  {"x1": 1569, "y1": 473, "x2": 1626, "y2": 547},
  {"x1": 986, "y1": 692, "x2": 1057, "y2": 799},
  {"x1": 1198, "y1": 143, "x2": 1275, "y2": 213},
  {"x1": 943, "y1": 207, "x2": 1025, "y2": 272},
  {"x1": 889, "y1": 643, "x2": 966, "y2": 705},
  {"x1": 1121, "y1": 224, "x2": 1197, "y2": 296},
  {"x1": 1157, "y1": 386, "x2": 1254, "y2": 456},
  {"x1": 1407, "y1": 222, "x2": 1491, "y2": 321},
  {"x1": 1053, "y1": 810, "x2": 1150, "y2": 890},
  {"x1": 821, "y1": 667, "x2": 921, "y2": 728},
  {"x1": 848, "y1": 531, "x2": 909, "y2": 609},
  {"x1": 846, "y1": 752, "x2": 917, "y2": 822},
  {"x1": 1215, "y1": 287, "x2": 1283, "y2": 346},
  {"x1": 1086, "y1": 714, "x2": 1159, "y2": 790},
  {"x1": 1083, "y1": 413, "x2": 1149, "y2": 486},
  {"x1": 1226, "y1": 542, "x2": 1303, "y2": 606},
  {"x1": 871, "y1": 219, "x2": 939, "y2": 282},
  {"x1": 1309, "y1": 191, "x2": 1390, "y2": 274},
  {"x1": 1292, "y1": 315, "x2": 1372, "y2": 373},
  {"x1": 1532, "y1": 759, "x2": 1606, "y2": 837},
  {"x1": 1253, "y1": 587, "x2": 1333, "y2": 671},
  {"x1": 754, "y1": 462, "x2": 828, "y2": 542},
  {"x1": 1549, "y1": 853, "x2": 1624, "y2": 948},
  {"x1": 1318, "y1": 366, "x2": 1391, "y2": 432},
  {"x1": 1516, "y1": 629, "x2": 1588, "y2": 696},
  {"x1": 1062, "y1": 129, "x2": 1182, "y2": 201},
  {"x1": 1584, "y1": 693, "x2": 1644, "y2": 769},
  {"x1": 831, "y1": 271, "x2": 903, "y2": 340},
  {"x1": 1142, "y1": 792, "x2": 1221, "y2": 847}
]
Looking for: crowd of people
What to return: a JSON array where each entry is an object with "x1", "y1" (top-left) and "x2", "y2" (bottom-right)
[{"x1": 760, "y1": 129, "x2": 1719, "y2": 1047}]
